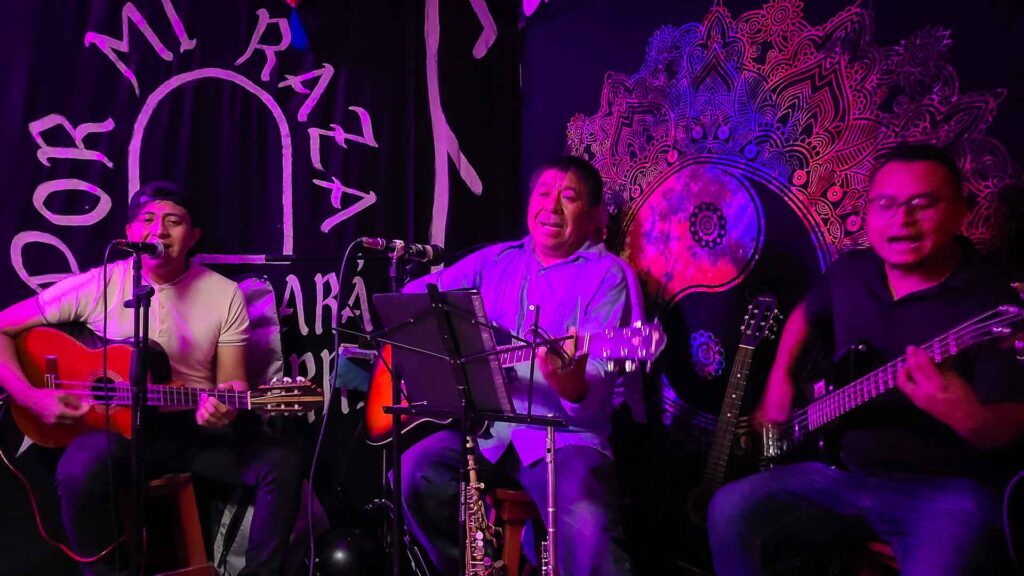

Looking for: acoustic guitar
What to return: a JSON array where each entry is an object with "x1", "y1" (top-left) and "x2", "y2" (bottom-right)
[
  {"x1": 364, "y1": 322, "x2": 667, "y2": 445},
  {"x1": 685, "y1": 293, "x2": 779, "y2": 524},
  {"x1": 9, "y1": 326, "x2": 323, "y2": 448}
]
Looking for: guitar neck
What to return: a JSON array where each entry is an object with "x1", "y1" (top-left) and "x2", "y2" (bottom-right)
[
  {"x1": 796, "y1": 311, "x2": 996, "y2": 430},
  {"x1": 496, "y1": 344, "x2": 536, "y2": 367},
  {"x1": 494, "y1": 332, "x2": 590, "y2": 366},
  {"x1": 92, "y1": 383, "x2": 251, "y2": 410},
  {"x1": 145, "y1": 384, "x2": 251, "y2": 410},
  {"x1": 698, "y1": 345, "x2": 754, "y2": 488}
]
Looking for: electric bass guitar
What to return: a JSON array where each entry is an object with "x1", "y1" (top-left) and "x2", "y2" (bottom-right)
[
  {"x1": 364, "y1": 322, "x2": 667, "y2": 445},
  {"x1": 10, "y1": 326, "x2": 323, "y2": 448},
  {"x1": 686, "y1": 294, "x2": 779, "y2": 524},
  {"x1": 761, "y1": 304, "x2": 1024, "y2": 463}
]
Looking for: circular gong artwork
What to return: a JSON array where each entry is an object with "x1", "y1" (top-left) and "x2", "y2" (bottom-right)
[{"x1": 624, "y1": 164, "x2": 764, "y2": 305}]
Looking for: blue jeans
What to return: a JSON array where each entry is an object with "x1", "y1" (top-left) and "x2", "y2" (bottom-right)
[
  {"x1": 55, "y1": 412, "x2": 302, "y2": 576},
  {"x1": 707, "y1": 461, "x2": 1012, "y2": 576},
  {"x1": 401, "y1": 429, "x2": 632, "y2": 576}
]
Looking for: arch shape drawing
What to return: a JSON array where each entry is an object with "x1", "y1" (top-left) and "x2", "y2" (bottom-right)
[{"x1": 127, "y1": 67, "x2": 294, "y2": 261}]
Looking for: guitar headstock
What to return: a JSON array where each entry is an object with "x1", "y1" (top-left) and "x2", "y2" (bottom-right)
[
  {"x1": 589, "y1": 321, "x2": 667, "y2": 372},
  {"x1": 740, "y1": 294, "x2": 780, "y2": 348},
  {"x1": 959, "y1": 305, "x2": 1024, "y2": 350},
  {"x1": 250, "y1": 377, "x2": 324, "y2": 414}
]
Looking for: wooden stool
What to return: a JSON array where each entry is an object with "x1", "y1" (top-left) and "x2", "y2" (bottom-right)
[
  {"x1": 144, "y1": 473, "x2": 215, "y2": 576},
  {"x1": 493, "y1": 488, "x2": 540, "y2": 576}
]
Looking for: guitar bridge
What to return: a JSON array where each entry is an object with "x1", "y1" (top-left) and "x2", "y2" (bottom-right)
[{"x1": 44, "y1": 355, "x2": 58, "y2": 390}]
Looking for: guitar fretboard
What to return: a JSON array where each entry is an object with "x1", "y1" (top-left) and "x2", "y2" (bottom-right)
[
  {"x1": 145, "y1": 384, "x2": 251, "y2": 409},
  {"x1": 699, "y1": 345, "x2": 753, "y2": 488},
  {"x1": 56, "y1": 382, "x2": 251, "y2": 410},
  {"x1": 493, "y1": 333, "x2": 592, "y2": 366},
  {"x1": 496, "y1": 344, "x2": 545, "y2": 366},
  {"x1": 792, "y1": 306, "x2": 1019, "y2": 431}
]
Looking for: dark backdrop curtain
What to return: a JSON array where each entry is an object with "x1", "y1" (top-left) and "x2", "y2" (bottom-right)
[
  {"x1": 0, "y1": 1, "x2": 523, "y2": 573},
  {"x1": 520, "y1": 1, "x2": 1024, "y2": 573}
]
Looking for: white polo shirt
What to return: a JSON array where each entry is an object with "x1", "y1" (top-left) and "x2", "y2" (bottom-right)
[{"x1": 37, "y1": 259, "x2": 250, "y2": 389}]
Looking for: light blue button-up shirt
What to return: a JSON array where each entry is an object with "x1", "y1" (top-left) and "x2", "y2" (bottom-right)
[{"x1": 404, "y1": 237, "x2": 639, "y2": 465}]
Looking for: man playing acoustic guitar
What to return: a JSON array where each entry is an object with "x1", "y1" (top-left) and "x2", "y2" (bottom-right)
[
  {"x1": 399, "y1": 156, "x2": 637, "y2": 575},
  {"x1": 0, "y1": 183, "x2": 302, "y2": 576},
  {"x1": 708, "y1": 144, "x2": 1024, "y2": 575}
]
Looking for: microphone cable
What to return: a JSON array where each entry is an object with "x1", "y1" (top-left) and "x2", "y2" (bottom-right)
[{"x1": 308, "y1": 239, "x2": 359, "y2": 576}]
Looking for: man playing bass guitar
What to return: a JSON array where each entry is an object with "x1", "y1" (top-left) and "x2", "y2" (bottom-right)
[{"x1": 708, "y1": 144, "x2": 1024, "y2": 576}]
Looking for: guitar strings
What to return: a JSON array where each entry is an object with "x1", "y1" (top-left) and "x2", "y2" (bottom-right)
[{"x1": 787, "y1": 306, "x2": 1022, "y2": 433}]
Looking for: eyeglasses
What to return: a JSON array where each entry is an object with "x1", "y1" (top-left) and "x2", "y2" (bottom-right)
[{"x1": 866, "y1": 194, "x2": 946, "y2": 219}]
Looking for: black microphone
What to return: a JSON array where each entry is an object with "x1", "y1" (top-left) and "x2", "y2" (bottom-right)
[
  {"x1": 113, "y1": 239, "x2": 165, "y2": 258},
  {"x1": 358, "y1": 237, "x2": 445, "y2": 265}
]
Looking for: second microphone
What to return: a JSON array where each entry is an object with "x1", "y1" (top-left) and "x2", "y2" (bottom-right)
[{"x1": 358, "y1": 237, "x2": 445, "y2": 265}]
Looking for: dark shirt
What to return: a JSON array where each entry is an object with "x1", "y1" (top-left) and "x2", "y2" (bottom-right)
[{"x1": 803, "y1": 238, "x2": 1024, "y2": 483}]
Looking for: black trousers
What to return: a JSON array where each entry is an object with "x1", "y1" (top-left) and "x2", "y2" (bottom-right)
[{"x1": 54, "y1": 411, "x2": 303, "y2": 576}]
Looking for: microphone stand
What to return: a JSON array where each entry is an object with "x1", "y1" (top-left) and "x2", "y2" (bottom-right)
[
  {"x1": 125, "y1": 253, "x2": 154, "y2": 576},
  {"x1": 387, "y1": 245, "x2": 406, "y2": 576},
  {"x1": 525, "y1": 304, "x2": 558, "y2": 576}
]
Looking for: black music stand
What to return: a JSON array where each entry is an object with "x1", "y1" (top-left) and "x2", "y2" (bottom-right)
[{"x1": 370, "y1": 285, "x2": 567, "y2": 576}]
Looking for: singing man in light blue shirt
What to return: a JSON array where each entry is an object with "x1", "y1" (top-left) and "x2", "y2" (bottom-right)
[{"x1": 401, "y1": 156, "x2": 638, "y2": 575}]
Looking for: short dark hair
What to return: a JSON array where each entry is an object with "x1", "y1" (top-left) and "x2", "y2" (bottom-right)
[
  {"x1": 871, "y1": 143, "x2": 964, "y2": 199},
  {"x1": 128, "y1": 181, "x2": 201, "y2": 227},
  {"x1": 528, "y1": 155, "x2": 604, "y2": 207}
]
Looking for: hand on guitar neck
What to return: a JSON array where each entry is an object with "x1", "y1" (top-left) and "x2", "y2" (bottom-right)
[
  {"x1": 896, "y1": 345, "x2": 991, "y2": 446},
  {"x1": 17, "y1": 379, "x2": 244, "y2": 430},
  {"x1": 195, "y1": 381, "x2": 247, "y2": 429},
  {"x1": 752, "y1": 374, "x2": 795, "y2": 431},
  {"x1": 18, "y1": 382, "x2": 244, "y2": 431},
  {"x1": 751, "y1": 302, "x2": 807, "y2": 431},
  {"x1": 538, "y1": 327, "x2": 590, "y2": 403},
  {"x1": 9, "y1": 354, "x2": 247, "y2": 431}
]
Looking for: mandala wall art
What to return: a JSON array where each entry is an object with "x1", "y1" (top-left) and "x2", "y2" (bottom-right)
[
  {"x1": 568, "y1": 0, "x2": 1022, "y2": 309},
  {"x1": 566, "y1": 0, "x2": 1024, "y2": 422}
]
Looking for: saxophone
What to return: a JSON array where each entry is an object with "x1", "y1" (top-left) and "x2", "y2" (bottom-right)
[
  {"x1": 464, "y1": 436, "x2": 504, "y2": 576},
  {"x1": 539, "y1": 538, "x2": 552, "y2": 575}
]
